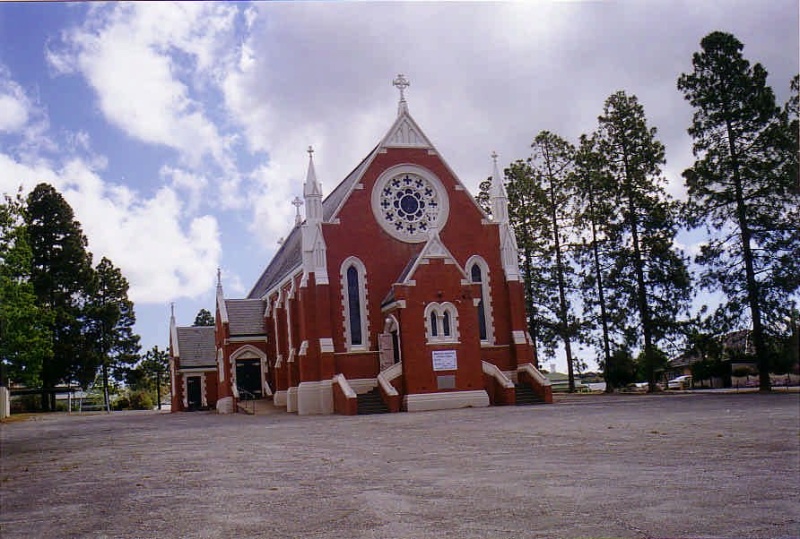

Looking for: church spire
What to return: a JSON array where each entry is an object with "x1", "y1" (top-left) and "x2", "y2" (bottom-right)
[
  {"x1": 490, "y1": 152, "x2": 520, "y2": 281},
  {"x1": 301, "y1": 145, "x2": 328, "y2": 287},
  {"x1": 393, "y1": 73, "x2": 410, "y2": 116},
  {"x1": 490, "y1": 151, "x2": 509, "y2": 224},
  {"x1": 303, "y1": 145, "x2": 322, "y2": 198},
  {"x1": 303, "y1": 146, "x2": 323, "y2": 224}
]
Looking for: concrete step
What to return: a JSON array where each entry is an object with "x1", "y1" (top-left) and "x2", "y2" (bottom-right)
[
  {"x1": 357, "y1": 388, "x2": 390, "y2": 415},
  {"x1": 515, "y1": 383, "x2": 545, "y2": 406}
]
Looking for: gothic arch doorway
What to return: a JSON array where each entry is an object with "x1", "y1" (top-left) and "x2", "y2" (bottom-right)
[{"x1": 231, "y1": 346, "x2": 267, "y2": 400}]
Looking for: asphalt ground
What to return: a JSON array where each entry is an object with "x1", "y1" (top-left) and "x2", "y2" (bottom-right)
[{"x1": 1, "y1": 392, "x2": 798, "y2": 539}]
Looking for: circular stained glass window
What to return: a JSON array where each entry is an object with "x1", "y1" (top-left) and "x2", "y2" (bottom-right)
[{"x1": 371, "y1": 165, "x2": 449, "y2": 243}]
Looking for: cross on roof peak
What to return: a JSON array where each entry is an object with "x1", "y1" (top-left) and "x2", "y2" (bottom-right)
[
  {"x1": 491, "y1": 151, "x2": 498, "y2": 164},
  {"x1": 307, "y1": 145, "x2": 314, "y2": 159},
  {"x1": 393, "y1": 74, "x2": 410, "y2": 102}
]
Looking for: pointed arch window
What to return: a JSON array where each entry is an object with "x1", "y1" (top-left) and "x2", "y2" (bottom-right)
[
  {"x1": 340, "y1": 257, "x2": 369, "y2": 350},
  {"x1": 425, "y1": 302, "x2": 459, "y2": 343},
  {"x1": 467, "y1": 255, "x2": 494, "y2": 344},
  {"x1": 347, "y1": 266, "x2": 362, "y2": 346}
]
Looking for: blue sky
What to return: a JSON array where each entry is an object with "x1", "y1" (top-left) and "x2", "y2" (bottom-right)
[{"x1": 0, "y1": 1, "x2": 797, "y2": 373}]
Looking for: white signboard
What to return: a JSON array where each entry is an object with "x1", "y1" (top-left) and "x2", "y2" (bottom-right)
[{"x1": 432, "y1": 350, "x2": 457, "y2": 371}]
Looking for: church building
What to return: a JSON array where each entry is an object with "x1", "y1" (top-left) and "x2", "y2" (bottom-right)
[{"x1": 169, "y1": 75, "x2": 552, "y2": 414}]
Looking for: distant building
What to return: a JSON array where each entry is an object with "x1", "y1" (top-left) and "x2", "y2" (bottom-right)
[
  {"x1": 664, "y1": 330, "x2": 757, "y2": 388},
  {"x1": 169, "y1": 76, "x2": 552, "y2": 414}
]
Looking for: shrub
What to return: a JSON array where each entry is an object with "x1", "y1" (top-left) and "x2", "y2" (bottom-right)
[{"x1": 128, "y1": 390, "x2": 153, "y2": 410}]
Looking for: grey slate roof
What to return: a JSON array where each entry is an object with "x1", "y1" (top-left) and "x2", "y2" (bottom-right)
[
  {"x1": 175, "y1": 326, "x2": 216, "y2": 368},
  {"x1": 225, "y1": 299, "x2": 267, "y2": 336},
  {"x1": 247, "y1": 145, "x2": 379, "y2": 299}
]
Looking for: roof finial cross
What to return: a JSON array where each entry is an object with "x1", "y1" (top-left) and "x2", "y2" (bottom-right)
[
  {"x1": 491, "y1": 151, "x2": 498, "y2": 165},
  {"x1": 292, "y1": 196, "x2": 304, "y2": 226},
  {"x1": 393, "y1": 73, "x2": 410, "y2": 103},
  {"x1": 307, "y1": 145, "x2": 314, "y2": 159},
  {"x1": 217, "y1": 267, "x2": 222, "y2": 286}
]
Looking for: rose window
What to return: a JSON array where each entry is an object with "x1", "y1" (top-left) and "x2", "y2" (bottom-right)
[
  {"x1": 372, "y1": 166, "x2": 449, "y2": 243},
  {"x1": 379, "y1": 174, "x2": 440, "y2": 237}
]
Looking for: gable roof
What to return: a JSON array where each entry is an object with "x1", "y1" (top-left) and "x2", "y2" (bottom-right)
[
  {"x1": 175, "y1": 326, "x2": 216, "y2": 368},
  {"x1": 401, "y1": 230, "x2": 468, "y2": 284},
  {"x1": 247, "y1": 146, "x2": 381, "y2": 300},
  {"x1": 247, "y1": 101, "x2": 475, "y2": 300},
  {"x1": 225, "y1": 299, "x2": 267, "y2": 336}
]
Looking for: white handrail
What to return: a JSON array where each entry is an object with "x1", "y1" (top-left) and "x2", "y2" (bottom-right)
[
  {"x1": 377, "y1": 361, "x2": 402, "y2": 397},
  {"x1": 482, "y1": 361, "x2": 515, "y2": 389},
  {"x1": 518, "y1": 363, "x2": 551, "y2": 386},
  {"x1": 333, "y1": 374, "x2": 357, "y2": 398}
]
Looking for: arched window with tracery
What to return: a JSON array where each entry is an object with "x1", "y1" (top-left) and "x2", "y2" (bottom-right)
[
  {"x1": 425, "y1": 302, "x2": 459, "y2": 343},
  {"x1": 467, "y1": 255, "x2": 494, "y2": 344},
  {"x1": 340, "y1": 257, "x2": 369, "y2": 350}
]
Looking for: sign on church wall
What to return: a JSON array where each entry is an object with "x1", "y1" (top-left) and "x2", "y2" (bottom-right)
[{"x1": 432, "y1": 350, "x2": 457, "y2": 371}]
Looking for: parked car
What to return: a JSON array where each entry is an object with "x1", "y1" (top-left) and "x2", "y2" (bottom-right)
[{"x1": 667, "y1": 375, "x2": 692, "y2": 390}]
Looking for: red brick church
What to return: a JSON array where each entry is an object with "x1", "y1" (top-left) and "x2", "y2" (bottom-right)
[{"x1": 169, "y1": 75, "x2": 552, "y2": 414}]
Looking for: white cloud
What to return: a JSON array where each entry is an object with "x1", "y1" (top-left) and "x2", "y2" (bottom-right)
[
  {"x1": 0, "y1": 94, "x2": 28, "y2": 133},
  {"x1": 47, "y1": 2, "x2": 238, "y2": 169},
  {"x1": 0, "y1": 153, "x2": 221, "y2": 304}
]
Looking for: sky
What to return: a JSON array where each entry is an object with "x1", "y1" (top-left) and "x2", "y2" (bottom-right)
[{"x1": 0, "y1": 1, "x2": 797, "y2": 374}]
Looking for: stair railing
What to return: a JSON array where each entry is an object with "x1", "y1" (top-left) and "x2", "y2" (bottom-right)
[
  {"x1": 236, "y1": 386, "x2": 257, "y2": 415},
  {"x1": 517, "y1": 363, "x2": 553, "y2": 404}
]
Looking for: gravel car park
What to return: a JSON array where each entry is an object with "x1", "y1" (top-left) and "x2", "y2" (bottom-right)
[{"x1": 1, "y1": 392, "x2": 798, "y2": 539}]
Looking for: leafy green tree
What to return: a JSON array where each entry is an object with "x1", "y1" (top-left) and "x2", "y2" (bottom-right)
[
  {"x1": 193, "y1": 308, "x2": 215, "y2": 327},
  {"x1": 137, "y1": 345, "x2": 170, "y2": 409},
  {"x1": 677, "y1": 32, "x2": 800, "y2": 391},
  {"x1": 85, "y1": 257, "x2": 141, "y2": 411},
  {"x1": 25, "y1": 184, "x2": 95, "y2": 410},
  {"x1": 594, "y1": 91, "x2": 692, "y2": 392},
  {"x1": 602, "y1": 348, "x2": 638, "y2": 388},
  {"x1": 0, "y1": 190, "x2": 51, "y2": 387},
  {"x1": 475, "y1": 176, "x2": 492, "y2": 215}
]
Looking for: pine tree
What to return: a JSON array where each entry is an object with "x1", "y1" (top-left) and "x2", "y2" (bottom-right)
[
  {"x1": 85, "y1": 257, "x2": 141, "y2": 411},
  {"x1": 595, "y1": 91, "x2": 692, "y2": 391},
  {"x1": 137, "y1": 345, "x2": 170, "y2": 410},
  {"x1": 505, "y1": 159, "x2": 550, "y2": 367},
  {"x1": 573, "y1": 135, "x2": 616, "y2": 391},
  {"x1": 193, "y1": 308, "x2": 215, "y2": 327},
  {"x1": 25, "y1": 183, "x2": 95, "y2": 410},
  {"x1": 525, "y1": 131, "x2": 580, "y2": 391},
  {"x1": 0, "y1": 190, "x2": 51, "y2": 387},
  {"x1": 677, "y1": 32, "x2": 800, "y2": 391}
]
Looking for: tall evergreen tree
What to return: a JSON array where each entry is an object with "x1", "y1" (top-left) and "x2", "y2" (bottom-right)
[
  {"x1": 595, "y1": 91, "x2": 692, "y2": 391},
  {"x1": 524, "y1": 131, "x2": 580, "y2": 390},
  {"x1": 573, "y1": 135, "x2": 617, "y2": 391},
  {"x1": 137, "y1": 345, "x2": 170, "y2": 410},
  {"x1": 25, "y1": 183, "x2": 95, "y2": 410},
  {"x1": 505, "y1": 159, "x2": 551, "y2": 367},
  {"x1": 0, "y1": 191, "x2": 51, "y2": 387},
  {"x1": 193, "y1": 308, "x2": 215, "y2": 327},
  {"x1": 677, "y1": 32, "x2": 800, "y2": 391},
  {"x1": 85, "y1": 257, "x2": 141, "y2": 411}
]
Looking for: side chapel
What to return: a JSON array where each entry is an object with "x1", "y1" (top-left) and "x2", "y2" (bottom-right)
[{"x1": 169, "y1": 75, "x2": 552, "y2": 415}]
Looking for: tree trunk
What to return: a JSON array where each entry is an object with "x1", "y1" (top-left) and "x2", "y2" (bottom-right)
[
  {"x1": 545, "y1": 156, "x2": 575, "y2": 392},
  {"x1": 102, "y1": 363, "x2": 111, "y2": 413},
  {"x1": 588, "y1": 193, "x2": 614, "y2": 392},
  {"x1": 622, "y1": 149, "x2": 658, "y2": 392},
  {"x1": 726, "y1": 119, "x2": 770, "y2": 391},
  {"x1": 156, "y1": 370, "x2": 162, "y2": 410}
]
